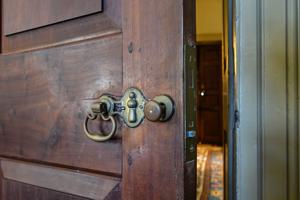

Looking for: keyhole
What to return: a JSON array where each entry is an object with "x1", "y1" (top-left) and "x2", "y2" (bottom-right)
[{"x1": 127, "y1": 92, "x2": 138, "y2": 123}]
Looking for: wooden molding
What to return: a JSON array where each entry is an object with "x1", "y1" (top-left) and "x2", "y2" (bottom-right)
[{"x1": 1, "y1": 13, "x2": 121, "y2": 54}]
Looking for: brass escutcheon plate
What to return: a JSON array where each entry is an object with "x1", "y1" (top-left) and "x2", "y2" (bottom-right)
[{"x1": 120, "y1": 88, "x2": 147, "y2": 128}]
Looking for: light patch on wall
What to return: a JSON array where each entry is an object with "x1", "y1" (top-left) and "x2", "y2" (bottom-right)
[{"x1": 196, "y1": 0, "x2": 223, "y2": 42}]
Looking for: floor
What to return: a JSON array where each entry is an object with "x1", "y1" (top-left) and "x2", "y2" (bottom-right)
[{"x1": 197, "y1": 144, "x2": 224, "y2": 200}]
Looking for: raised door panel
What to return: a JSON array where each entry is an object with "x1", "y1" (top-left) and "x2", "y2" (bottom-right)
[
  {"x1": 0, "y1": 0, "x2": 125, "y2": 199},
  {"x1": 0, "y1": 34, "x2": 123, "y2": 175},
  {"x1": 0, "y1": 0, "x2": 125, "y2": 197},
  {"x1": 3, "y1": 0, "x2": 102, "y2": 35},
  {"x1": 1, "y1": 0, "x2": 123, "y2": 54}
]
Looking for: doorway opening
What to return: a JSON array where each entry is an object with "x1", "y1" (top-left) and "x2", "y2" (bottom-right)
[{"x1": 195, "y1": 0, "x2": 228, "y2": 199}]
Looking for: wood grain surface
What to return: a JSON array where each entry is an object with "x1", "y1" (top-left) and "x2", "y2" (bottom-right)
[
  {"x1": 2, "y1": 13, "x2": 121, "y2": 54},
  {"x1": 1, "y1": 159, "x2": 120, "y2": 200},
  {"x1": 0, "y1": 34, "x2": 123, "y2": 175},
  {"x1": 122, "y1": 0, "x2": 186, "y2": 199},
  {"x1": 2, "y1": 179, "x2": 89, "y2": 200},
  {"x1": 3, "y1": 0, "x2": 102, "y2": 35}
]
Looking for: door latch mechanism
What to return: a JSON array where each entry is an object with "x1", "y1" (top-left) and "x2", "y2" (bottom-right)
[{"x1": 84, "y1": 88, "x2": 175, "y2": 142}]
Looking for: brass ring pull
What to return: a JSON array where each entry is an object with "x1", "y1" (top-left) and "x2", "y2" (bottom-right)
[{"x1": 84, "y1": 114, "x2": 117, "y2": 142}]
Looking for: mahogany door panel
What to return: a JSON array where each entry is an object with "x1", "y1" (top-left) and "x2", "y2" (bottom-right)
[
  {"x1": 0, "y1": 0, "x2": 124, "y2": 198},
  {"x1": 0, "y1": 34, "x2": 122, "y2": 175},
  {"x1": 3, "y1": 0, "x2": 102, "y2": 35}
]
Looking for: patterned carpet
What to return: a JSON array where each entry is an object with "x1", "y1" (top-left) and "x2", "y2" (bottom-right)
[{"x1": 197, "y1": 145, "x2": 223, "y2": 200}]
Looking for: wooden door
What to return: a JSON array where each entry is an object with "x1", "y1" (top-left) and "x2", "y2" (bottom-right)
[
  {"x1": 197, "y1": 42, "x2": 223, "y2": 145},
  {"x1": 0, "y1": 0, "x2": 196, "y2": 199}
]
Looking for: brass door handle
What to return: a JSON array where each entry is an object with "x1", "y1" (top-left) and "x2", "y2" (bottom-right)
[{"x1": 84, "y1": 88, "x2": 175, "y2": 142}]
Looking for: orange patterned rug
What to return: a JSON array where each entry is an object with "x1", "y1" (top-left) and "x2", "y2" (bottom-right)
[{"x1": 197, "y1": 145, "x2": 223, "y2": 200}]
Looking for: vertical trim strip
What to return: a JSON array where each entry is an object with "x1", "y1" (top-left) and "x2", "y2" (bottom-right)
[
  {"x1": 297, "y1": 0, "x2": 300, "y2": 198},
  {"x1": 262, "y1": 0, "x2": 288, "y2": 199},
  {"x1": 287, "y1": 0, "x2": 299, "y2": 199},
  {"x1": 236, "y1": 0, "x2": 260, "y2": 199},
  {"x1": 256, "y1": 0, "x2": 263, "y2": 199},
  {"x1": 227, "y1": 0, "x2": 236, "y2": 199},
  {"x1": 237, "y1": 0, "x2": 299, "y2": 199}
]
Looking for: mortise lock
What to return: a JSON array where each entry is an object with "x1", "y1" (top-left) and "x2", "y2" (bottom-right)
[{"x1": 84, "y1": 88, "x2": 175, "y2": 142}]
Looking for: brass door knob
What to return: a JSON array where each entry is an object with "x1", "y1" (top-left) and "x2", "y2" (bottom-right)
[
  {"x1": 144, "y1": 100, "x2": 164, "y2": 122},
  {"x1": 144, "y1": 95, "x2": 175, "y2": 122}
]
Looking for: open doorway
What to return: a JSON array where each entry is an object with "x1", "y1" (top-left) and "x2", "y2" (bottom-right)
[{"x1": 195, "y1": 0, "x2": 228, "y2": 199}]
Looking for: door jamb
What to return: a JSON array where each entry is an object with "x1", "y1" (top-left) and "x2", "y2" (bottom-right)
[{"x1": 226, "y1": 0, "x2": 237, "y2": 199}]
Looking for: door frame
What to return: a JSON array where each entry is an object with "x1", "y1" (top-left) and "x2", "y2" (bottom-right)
[
  {"x1": 224, "y1": 0, "x2": 237, "y2": 199},
  {"x1": 235, "y1": 0, "x2": 300, "y2": 199},
  {"x1": 184, "y1": 0, "x2": 239, "y2": 200}
]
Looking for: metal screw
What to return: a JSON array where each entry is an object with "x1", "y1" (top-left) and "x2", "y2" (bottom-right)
[
  {"x1": 189, "y1": 146, "x2": 195, "y2": 153},
  {"x1": 128, "y1": 42, "x2": 134, "y2": 54}
]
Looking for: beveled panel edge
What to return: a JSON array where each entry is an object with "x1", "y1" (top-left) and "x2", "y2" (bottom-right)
[
  {"x1": 2, "y1": 30, "x2": 121, "y2": 56},
  {"x1": 287, "y1": 0, "x2": 300, "y2": 199},
  {"x1": 0, "y1": 159, "x2": 120, "y2": 200},
  {"x1": 1, "y1": 13, "x2": 121, "y2": 55},
  {"x1": 3, "y1": 0, "x2": 103, "y2": 35}
]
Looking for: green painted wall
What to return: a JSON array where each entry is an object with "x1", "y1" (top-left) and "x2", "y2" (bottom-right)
[{"x1": 236, "y1": 0, "x2": 300, "y2": 199}]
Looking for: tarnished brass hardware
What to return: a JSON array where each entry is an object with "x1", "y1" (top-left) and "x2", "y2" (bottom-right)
[
  {"x1": 84, "y1": 113, "x2": 117, "y2": 142},
  {"x1": 84, "y1": 88, "x2": 146, "y2": 142},
  {"x1": 144, "y1": 95, "x2": 175, "y2": 122},
  {"x1": 144, "y1": 100, "x2": 164, "y2": 122},
  {"x1": 84, "y1": 88, "x2": 175, "y2": 142},
  {"x1": 127, "y1": 92, "x2": 138, "y2": 123},
  {"x1": 120, "y1": 88, "x2": 146, "y2": 128}
]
